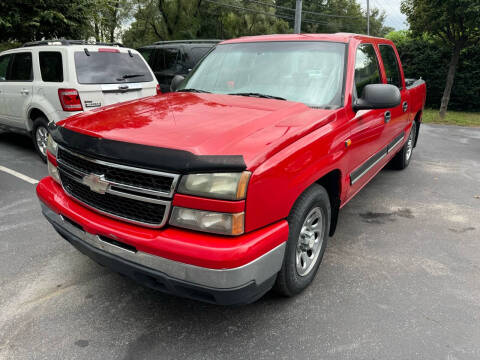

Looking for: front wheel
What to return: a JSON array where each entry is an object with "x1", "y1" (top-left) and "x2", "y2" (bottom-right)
[
  {"x1": 275, "y1": 184, "x2": 331, "y2": 297},
  {"x1": 32, "y1": 117, "x2": 49, "y2": 163}
]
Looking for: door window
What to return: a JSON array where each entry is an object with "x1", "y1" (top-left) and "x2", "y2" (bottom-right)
[
  {"x1": 39, "y1": 51, "x2": 63, "y2": 82},
  {"x1": 164, "y1": 48, "x2": 180, "y2": 72},
  {"x1": 138, "y1": 48, "x2": 154, "y2": 64},
  {"x1": 9, "y1": 52, "x2": 33, "y2": 81},
  {"x1": 379, "y1": 44, "x2": 402, "y2": 89},
  {"x1": 0, "y1": 54, "x2": 11, "y2": 81},
  {"x1": 354, "y1": 44, "x2": 381, "y2": 97}
]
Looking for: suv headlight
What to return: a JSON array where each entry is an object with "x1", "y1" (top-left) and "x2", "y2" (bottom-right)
[{"x1": 178, "y1": 172, "x2": 250, "y2": 200}]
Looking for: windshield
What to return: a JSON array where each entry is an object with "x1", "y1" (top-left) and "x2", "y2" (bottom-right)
[
  {"x1": 179, "y1": 41, "x2": 346, "y2": 107},
  {"x1": 74, "y1": 51, "x2": 153, "y2": 84}
]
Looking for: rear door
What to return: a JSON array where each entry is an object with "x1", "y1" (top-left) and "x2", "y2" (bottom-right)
[
  {"x1": 0, "y1": 52, "x2": 34, "y2": 128},
  {"x1": 378, "y1": 44, "x2": 409, "y2": 150},
  {"x1": 73, "y1": 48, "x2": 157, "y2": 108},
  {"x1": 347, "y1": 43, "x2": 389, "y2": 195}
]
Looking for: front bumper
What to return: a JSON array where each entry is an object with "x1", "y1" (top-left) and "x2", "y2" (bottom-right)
[{"x1": 38, "y1": 178, "x2": 288, "y2": 305}]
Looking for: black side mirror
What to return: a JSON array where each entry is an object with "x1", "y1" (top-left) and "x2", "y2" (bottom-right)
[
  {"x1": 170, "y1": 75, "x2": 185, "y2": 92},
  {"x1": 354, "y1": 84, "x2": 401, "y2": 111}
]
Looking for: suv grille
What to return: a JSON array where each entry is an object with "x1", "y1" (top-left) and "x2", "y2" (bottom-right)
[{"x1": 56, "y1": 147, "x2": 179, "y2": 228}]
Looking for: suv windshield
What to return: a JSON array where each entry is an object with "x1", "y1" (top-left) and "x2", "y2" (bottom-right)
[
  {"x1": 179, "y1": 41, "x2": 346, "y2": 107},
  {"x1": 74, "y1": 51, "x2": 153, "y2": 84}
]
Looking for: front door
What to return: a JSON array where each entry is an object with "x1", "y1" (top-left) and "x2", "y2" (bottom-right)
[{"x1": 347, "y1": 43, "x2": 389, "y2": 198}]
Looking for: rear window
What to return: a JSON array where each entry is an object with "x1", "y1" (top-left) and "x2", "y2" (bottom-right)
[
  {"x1": 40, "y1": 52, "x2": 63, "y2": 82},
  {"x1": 74, "y1": 51, "x2": 153, "y2": 84}
]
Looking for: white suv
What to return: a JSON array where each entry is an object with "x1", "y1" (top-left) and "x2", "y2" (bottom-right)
[{"x1": 0, "y1": 40, "x2": 159, "y2": 161}]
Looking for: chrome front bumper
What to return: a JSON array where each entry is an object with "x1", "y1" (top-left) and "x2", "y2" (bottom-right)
[{"x1": 41, "y1": 203, "x2": 285, "y2": 303}]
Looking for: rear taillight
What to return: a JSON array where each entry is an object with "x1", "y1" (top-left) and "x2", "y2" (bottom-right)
[
  {"x1": 156, "y1": 84, "x2": 162, "y2": 95},
  {"x1": 98, "y1": 48, "x2": 120, "y2": 53},
  {"x1": 58, "y1": 89, "x2": 83, "y2": 112}
]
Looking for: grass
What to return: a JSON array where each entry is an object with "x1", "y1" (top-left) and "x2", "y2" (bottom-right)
[{"x1": 422, "y1": 109, "x2": 480, "y2": 127}]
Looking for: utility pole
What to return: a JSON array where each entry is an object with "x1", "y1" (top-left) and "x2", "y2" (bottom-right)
[
  {"x1": 366, "y1": 0, "x2": 370, "y2": 35},
  {"x1": 294, "y1": 0, "x2": 302, "y2": 34}
]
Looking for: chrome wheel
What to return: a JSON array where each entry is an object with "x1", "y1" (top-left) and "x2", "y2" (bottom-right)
[
  {"x1": 296, "y1": 207, "x2": 324, "y2": 277},
  {"x1": 36, "y1": 126, "x2": 48, "y2": 156},
  {"x1": 405, "y1": 124, "x2": 415, "y2": 161}
]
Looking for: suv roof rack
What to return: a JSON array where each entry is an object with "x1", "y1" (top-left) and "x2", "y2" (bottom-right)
[
  {"x1": 22, "y1": 39, "x2": 124, "y2": 47},
  {"x1": 151, "y1": 39, "x2": 221, "y2": 45}
]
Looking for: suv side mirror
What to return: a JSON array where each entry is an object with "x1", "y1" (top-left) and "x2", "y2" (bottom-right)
[
  {"x1": 353, "y1": 84, "x2": 401, "y2": 111},
  {"x1": 170, "y1": 75, "x2": 185, "y2": 92}
]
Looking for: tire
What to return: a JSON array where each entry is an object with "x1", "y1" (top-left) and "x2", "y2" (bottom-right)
[
  {"x1": 32, "y1": 117, "x2": 49, "y2": 163},
  {"x1": 391, "y1": 122, "x2": 417, "y2": 170},
  {"x1": 275, "y1": 184, "x2": 331, "y2": 297}
]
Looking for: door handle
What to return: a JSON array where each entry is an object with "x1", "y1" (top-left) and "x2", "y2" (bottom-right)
[
  {"x1": 384, "y1": 111, "x2": 391, "y2": 123},
  {"x1": 20, "y1": 89, "x2": 30, "y2": 95},
  {"x1": 402, "y1": 101, "x2": 408, "y2": 113}
]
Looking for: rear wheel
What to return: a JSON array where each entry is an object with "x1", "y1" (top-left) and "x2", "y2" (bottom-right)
[
  {"x1": 32, "y1": 117, "x2": 49, "y2": 163},
  {"x1": 391, "y1": 122, "x2": 416, "y2": 170},
  {"x1": 275, "y1": 184, "x2": 330, "y2": 296}
]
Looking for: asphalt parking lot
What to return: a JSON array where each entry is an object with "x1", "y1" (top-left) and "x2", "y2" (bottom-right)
[{"x1": 0, "y1": 124, "x2": 479, "y2": 360}]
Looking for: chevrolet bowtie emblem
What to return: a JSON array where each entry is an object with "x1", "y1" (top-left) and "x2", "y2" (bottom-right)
[{"x1": 82, "y1": 173, "x2": 109, "y2": 194}]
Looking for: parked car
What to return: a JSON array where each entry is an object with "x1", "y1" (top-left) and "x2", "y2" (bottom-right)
[
  {"x1": 138, "y1": 40, "x2": 219, "y2": 93},
  {"x1": 0, "y1": 40, "x2": 159, "y2": 161},
  {"x1": 37, "y1": 33, "x2": 426, "y2": 305}
]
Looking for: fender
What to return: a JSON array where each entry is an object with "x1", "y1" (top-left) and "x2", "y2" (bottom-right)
[
  {"x1": 26, "y1": 93, "x2": 59, "y2": 130},
  {"x1": 245, "y1": 111, "x2": 350, "y2": 232}
]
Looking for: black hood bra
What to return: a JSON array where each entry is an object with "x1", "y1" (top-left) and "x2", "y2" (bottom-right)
[{"x1": 49, "y1": 123, "x2": 247, "y2": 174}]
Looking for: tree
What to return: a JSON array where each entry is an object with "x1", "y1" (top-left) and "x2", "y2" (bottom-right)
[
  {"x1": 0, "y1": 0, "x2": 94, "y2": 43},
  {"x1": 401, "y1": 0, "x2": 480, "y2": 118}
]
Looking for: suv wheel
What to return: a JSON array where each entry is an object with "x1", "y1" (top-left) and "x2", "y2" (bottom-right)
[
  {"x1": 275, "y1": 184, "x2": 331, "y2": 296},
  {"x1": 32, "y1": 117, "x2": 49, "y2": 163},
  {"x1": 391, "y1": 122, "x2": 417, "y2": 170}
]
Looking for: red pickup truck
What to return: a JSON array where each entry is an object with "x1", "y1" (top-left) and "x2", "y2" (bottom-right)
[{"x1": 37, "y1": 33, "x2": 426, "y2": 305}]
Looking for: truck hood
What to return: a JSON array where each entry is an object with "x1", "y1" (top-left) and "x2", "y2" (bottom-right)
[{"x1": 60, "y1": 92, "x2": 337, "y2": 169}]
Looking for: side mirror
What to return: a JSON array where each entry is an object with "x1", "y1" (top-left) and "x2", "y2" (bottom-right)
[
  {"x1": 170, "y1": 75, "x2": 185, "y2": 92},
  {"x1": 354, "y1": 84, "x2": 401, "y2": 111}
]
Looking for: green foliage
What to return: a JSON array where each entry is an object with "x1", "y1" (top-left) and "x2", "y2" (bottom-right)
[
  {"x1": 0, "y1": 0, "x2": 95, "y2": 43},
  {"x1": 123, "y1": 0, "x2": 393, "y2": 48},
  {"x1": 387, "y1": 30, "x2": 480, "y2": 112}
]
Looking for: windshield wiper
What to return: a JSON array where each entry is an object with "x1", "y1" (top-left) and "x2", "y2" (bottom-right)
[
  {"x1": 227, "y1": 92, "x2": 286, "y2": 101},
  {"x1": 117, "y1": 73, "x2": 145, "y2": 80},
  {"x1": 177, "y1": 88, "x2": 211, "y2": 93}
]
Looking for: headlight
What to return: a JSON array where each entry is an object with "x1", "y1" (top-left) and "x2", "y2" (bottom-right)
[
  {"x1": 48, "y1": 160, "x2": 61, "y2": 184},
  {"x1": 169, "y1": 207, "x2": 244, "y2": 235},
  {"x1": 47, "y1": 134, "x2": 58, "y2": 157},
  {"x1": 178, "y1": 172, "x2": 251, "y2": 200}
]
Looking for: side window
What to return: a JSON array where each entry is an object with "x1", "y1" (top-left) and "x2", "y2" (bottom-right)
[
  {"x1": 354, "y1": 44, "x2": 381, "y2": 97},
  {"x1": 164, "y1": 48, "x2": 179, "y2": 72},
  {"x1": 39, "y1": 52, "x2": 63, "y2": 82},
  {"x1": 190, "y1": 47, "x2": 212, "y2": 64},
  {"x1": 151, "y1": 49, "x2": 165, "y2": 72},
  {"x1": 8, "y1": 52, "x2": 33, "y2": 81},
  {"x1": 379, "y1": 44, "x2": 402, "y2": 89},
  {"x1": 138, "y1": 48, "x2": 154, "y2": 64},
  {"x1": 0, "y1": 54, "x2": 11, "y2": 81}
]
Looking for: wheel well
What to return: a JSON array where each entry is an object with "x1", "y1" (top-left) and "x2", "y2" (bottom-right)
[
  {"x1": 28, "y1": 108, "x2": 47, "y2": 131},
  {"x1": 316, "y1": 170, "x2": 341, "y2": 237}
]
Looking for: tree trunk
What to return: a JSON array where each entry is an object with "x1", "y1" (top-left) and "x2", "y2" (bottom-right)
[{"x1": 439, "y1": 42, "x2": 462, "y2": 119}]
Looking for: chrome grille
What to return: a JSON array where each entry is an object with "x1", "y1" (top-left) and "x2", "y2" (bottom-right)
[{"x1": 57, "y1": 147, "x2": 179, "y2": 228}]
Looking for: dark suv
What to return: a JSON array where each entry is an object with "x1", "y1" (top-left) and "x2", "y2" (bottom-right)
[{"x1": 138, "y1": 40, "x2": 220, "y2": 93}]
